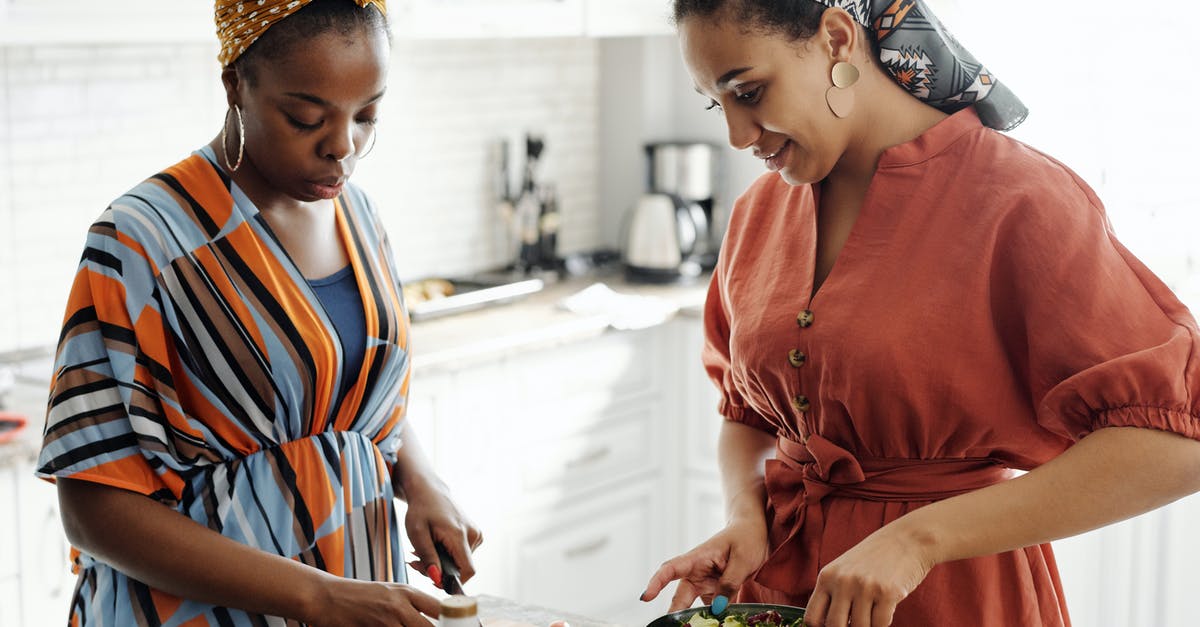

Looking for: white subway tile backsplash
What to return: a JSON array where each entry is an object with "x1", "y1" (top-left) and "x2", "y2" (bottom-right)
[
  {"x1": 9, "y1": 82, "x2": 87, "y2": 121},
  {"x1": 0, "y1": 37, "x2": 603, "y2": 352},
  {"x1": 0, "y1": 50, "x2": 13, "y2": 351}
]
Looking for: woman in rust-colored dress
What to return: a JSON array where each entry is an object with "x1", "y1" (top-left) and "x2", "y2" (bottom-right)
[{"x1": 641, "y1": 1, "x2": 1200, "y2": 626}]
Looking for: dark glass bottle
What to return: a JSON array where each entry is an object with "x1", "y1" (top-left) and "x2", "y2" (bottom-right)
[
  {"x1": 514, "y1": 134, "x2": 545, "y2": 273},
  {"x1": 538, "y1": 183, "x2": 559, "y2": 269},
  {"x1": 515, "y1": 176, "x2": 541, "y2": 272}
]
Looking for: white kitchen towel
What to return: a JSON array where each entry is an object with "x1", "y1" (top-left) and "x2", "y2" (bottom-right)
[{"x1": 559, "y1": 282, "x2": 679, "y2": 330}]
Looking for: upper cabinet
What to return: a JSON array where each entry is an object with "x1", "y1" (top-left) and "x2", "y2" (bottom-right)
[
  {"x1": 384, "y1": 0, "x2": 674, "y2": 40},
  {"x1": 389, "y1": 0, "x2": 585, "y2": 39},
  {"x1": 0, "y1": 0, "x2": 213, "y2": 44},
  {"x1": 0, "y1": 0, "x2": 672, "y2": 44},
  {"x1": 584, "y1": 0, "x2": 673, "y2": 37}
]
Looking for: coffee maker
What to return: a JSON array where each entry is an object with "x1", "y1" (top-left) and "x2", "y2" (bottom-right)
[{"x1": 644, "y1": 141, "x2": 721, "y2": 269}]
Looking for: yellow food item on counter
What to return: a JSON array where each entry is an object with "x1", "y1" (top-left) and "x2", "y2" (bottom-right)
[{"x1": 403, "y1": 278, "x2": 455, "y2": 305}]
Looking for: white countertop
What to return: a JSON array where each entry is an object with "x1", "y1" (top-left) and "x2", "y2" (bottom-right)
[{"x1": 410, "y1": 270, "x2": 709, "y2": 374}]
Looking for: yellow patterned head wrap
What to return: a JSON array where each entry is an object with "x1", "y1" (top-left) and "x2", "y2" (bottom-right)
[{"x1": 215, "y1": 0, "x2": 387, "y2": 66}]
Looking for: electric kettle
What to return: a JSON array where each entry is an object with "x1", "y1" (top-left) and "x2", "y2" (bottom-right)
[{"x1": 621, "y1": 192, "x2": 706, "y2": 283}]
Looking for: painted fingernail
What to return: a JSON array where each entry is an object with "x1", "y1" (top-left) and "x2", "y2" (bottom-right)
[
  {"x1": 428, "y1": 564, "x2": 442, "y2": 583},
  {"x1": 639, "y1": 591, "x2": 647, "y2": 602},
  {"x1": 712, "y1": 595, "x2": 729, "y2": 615}
]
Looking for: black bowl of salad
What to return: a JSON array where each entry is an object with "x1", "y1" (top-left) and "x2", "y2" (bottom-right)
[{"x1": 646, "y1": 603, "x2": 806, "y2": 627}]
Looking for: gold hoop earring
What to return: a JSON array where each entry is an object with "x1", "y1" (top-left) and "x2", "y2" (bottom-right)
[
  {"x1": 357, "y1": 127, "x2": 377, "y2": 159},
  {"x1": 826, "y1": 61, "x2": 860, "y2": 119},
  {"x1": 222, "y1": 104, "x2": 245, "y2": 172}
]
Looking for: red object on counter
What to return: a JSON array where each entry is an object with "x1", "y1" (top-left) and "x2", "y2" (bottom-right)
[{"x1": 0, "y1": 411, "x2": 28, "y2": 444}]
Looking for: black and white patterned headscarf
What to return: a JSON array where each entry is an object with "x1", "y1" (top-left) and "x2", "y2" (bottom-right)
[{"x1": 816, "y1": 0, "x2": 1027, "y2": 130}]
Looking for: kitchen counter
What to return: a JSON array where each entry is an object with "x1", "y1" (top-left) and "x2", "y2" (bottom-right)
[
  {"x1": 411, "y1": 269, "x2": 709, "y2": 373},
  {"x1": 479, "y1": 594, "x2": 620, "y2": 627}
]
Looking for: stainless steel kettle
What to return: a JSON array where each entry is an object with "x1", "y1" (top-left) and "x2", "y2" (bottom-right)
[{"x1": 621, "y1": 192, "x2": 706, "y2": 283}]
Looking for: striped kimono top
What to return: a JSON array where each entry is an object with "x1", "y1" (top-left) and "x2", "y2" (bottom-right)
[{"x1": 36, "y1": 145, "x2": 412, "y2": 626}]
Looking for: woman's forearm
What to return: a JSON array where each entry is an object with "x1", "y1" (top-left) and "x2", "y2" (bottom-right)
[
  {"x1": 892, "y1": 426, "x2": 1200, "y2": 564},
  {"x1": 719, "y1": 421, "x2": 778, "y2": 523},
  {"x1": 57, "y1": 478, "x2": 334, "y2": 622}
]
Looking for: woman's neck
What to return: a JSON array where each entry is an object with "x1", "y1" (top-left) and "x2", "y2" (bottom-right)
[
  {"x1": 831, "y1": 70, "x2": 950, "y2": 186},
  {"x1": 206, "y1": 134, "x2": 324, "y2": 216}
]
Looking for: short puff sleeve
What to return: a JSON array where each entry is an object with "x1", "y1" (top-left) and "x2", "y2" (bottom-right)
[
  {"x1": 702, "y1": 254, "x2": 778, "y2": 435},
  {"x1": 992, "y1": 160, "x2": 1200, "y2": 443}
]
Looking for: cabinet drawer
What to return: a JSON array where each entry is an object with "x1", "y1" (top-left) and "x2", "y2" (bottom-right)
[
  {"x1": 520, "y1": 410, "x2": 657, "y2": 496},
  {"x1": 516, "y1": 329, "x2": 662, "y2": 408},
  {"x1": 515, "y1": 486, "x2": 657, "y2": 617}
]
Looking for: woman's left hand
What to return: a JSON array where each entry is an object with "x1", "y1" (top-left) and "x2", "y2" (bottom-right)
[
  {"x1": 802, "y1": 524, "x2": 936, "y2": 627},
  {"x1": 402, "y1": 474, "x2": 484, "y2": 585}
]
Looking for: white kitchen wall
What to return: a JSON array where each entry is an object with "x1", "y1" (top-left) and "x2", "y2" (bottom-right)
[
  {"x1": 0, "y1": 37, "x2": 601, "y2": 354},
  {"x1": 0, "y1": 50, "x2": 13, "y2": 355}
]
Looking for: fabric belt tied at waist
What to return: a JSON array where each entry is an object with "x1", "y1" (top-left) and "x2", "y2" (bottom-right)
[{"x1": 754, "y1": 434, "x2": 1012, "y2": 592}]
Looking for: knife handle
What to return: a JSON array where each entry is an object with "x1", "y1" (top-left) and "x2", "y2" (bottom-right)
[{"x1": 434, "y1": 541, "x2": 464, "y2": 594}]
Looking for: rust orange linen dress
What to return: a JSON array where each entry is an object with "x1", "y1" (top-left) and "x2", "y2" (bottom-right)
[{"x1": 705, "y1": 107, "x2": 1200, "y2": 626}]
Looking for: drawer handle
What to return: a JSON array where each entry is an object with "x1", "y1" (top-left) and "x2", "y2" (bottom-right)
[
  {"x1": 564, "y1": 537, "x2": 609, "y2": 559},
  {"x1": 565, "y1": 446, "x2": 611, "y2": 470}
]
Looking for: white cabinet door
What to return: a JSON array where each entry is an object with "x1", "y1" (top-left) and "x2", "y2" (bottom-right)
[
  {"x1": 676, "y1": 316, "x2": 721, "y2": 476},
  {"x1": 389, "y1": 0, "x2": 585, "y2": 40},
  {"x1": 0, "y1": 576, "x2": 20, "y2": 627},
  {"x1": 584, "y1": 0, "x2": 673, "y2": 37},
  {"x1": 16, "y1": 472, "x2": 74, "y2": 626},
  {"x1": 1053, "y1": 513, "x2": 1168, "y2": 627},
  {"x1": 449, "y1": 361, "x2": 519, "y2": 601},
  {"x1": 1, "y1": 1, "x2": 212, "y2": 44},
  {"x1": 0, "y1": 465, "x2": 20, "y2": 627},
  {"x1": 0, "y1": 467, "x2": 18, "y2": 581},
  {"x1": 671, "y1": 316, "x2": 725, "y2": 561},
  {"x1": 397, "y1": 369, "x2": 450, "y2": 595},
  {"x1": 1157, "y1": 494, "x2": 1200, "y2": 626},
  {"x1": 513, "y1": 480, "x2": 665, "y2": 625}
]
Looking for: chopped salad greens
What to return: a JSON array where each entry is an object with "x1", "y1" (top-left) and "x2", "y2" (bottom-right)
[{"x1": 681, "y1": 609, "x2": 804, "y2": 627}]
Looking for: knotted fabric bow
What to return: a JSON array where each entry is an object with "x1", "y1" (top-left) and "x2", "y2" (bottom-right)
[
  {"x1": 812, "y1": 0, "x2": 1027, "y2": 130},
  {"x1": 215, "y1": 0, "x2": 387, "y2": 66},
  {"x1": 753, "y1": 434, "x2": 1012, "y2": 594}
]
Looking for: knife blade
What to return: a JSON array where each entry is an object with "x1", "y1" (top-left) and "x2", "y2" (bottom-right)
[
  {"x1": 435, "y1": 542, "x2": 484, "y2": 627},
  {"x1": 435, "y1": 541, "x2": 465, "y2": 596}
]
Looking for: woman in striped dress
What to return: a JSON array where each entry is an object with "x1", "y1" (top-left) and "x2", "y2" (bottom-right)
[{"x1": 35, "y1": 1, "x2": 480, "y2": 625}]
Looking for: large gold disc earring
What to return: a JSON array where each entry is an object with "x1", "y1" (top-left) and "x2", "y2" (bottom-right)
[
  {"x1": 222, "y1": 104, "x2": 245, "y2": 172},
  {"x1": 826, "y1": 61, "x2": 860, "y2": 119}
]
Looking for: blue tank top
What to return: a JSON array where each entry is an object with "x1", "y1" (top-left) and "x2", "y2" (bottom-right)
[{"x1": 308, "y1": 265, "x2": 366, "y2": 402}]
